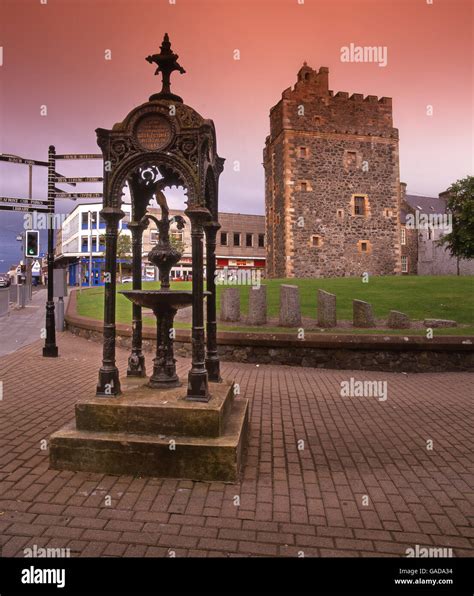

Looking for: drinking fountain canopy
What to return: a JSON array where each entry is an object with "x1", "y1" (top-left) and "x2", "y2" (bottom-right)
[{"x1": 95, "y1": 33, "x2": 224, "y2": 401}]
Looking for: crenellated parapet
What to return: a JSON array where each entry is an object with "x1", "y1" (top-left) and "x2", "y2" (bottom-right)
[{"x1": 268, "y1": 64, "x2": 397, "y2": 140}]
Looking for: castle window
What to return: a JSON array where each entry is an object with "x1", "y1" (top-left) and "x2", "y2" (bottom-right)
[
  {"x1": 258, "y1": 234, "x2": 265, "y2": 248},
  {"x1": 299, "y1": 147, "x2": 307, "y2": 158},
  {"x1": 313, "y1": 116, "x2": 321, "y2": 125},
  {"x1": 401, "y1": 256, "x2": 408, "y2": 273},
  {"x1": 384, "y1": 208, "x2": 393, "y2": 217},
  {"x1": 354, "y1": 195, "x2": 366, "y2": 216},
  {"x1": 220, "y1": 232, "x2": 228, "y2": 246},
  {"x1": 311, "y1": 235, "x2": 322, "y2": 247},
  {"x1": 246, "y1": 233, "x2": 253, "y2": 247},
  {"x1": 357, "y1": 239, "x2": 371, "y2": 254},
  {"x1": 337, "y1": 209, "x2": 344, "y2": 221},
  {"x1": 150, "y1": 231, "x2": 159, "y2": 245},
  {"x1": 346, "y1": 151, "x2": 357, "y2": 167},
  {"x1": 233, "y1": 233, "x2": 241, "y2": 247},
  {"x1": 275, "y1": 214, "x2": 281, "y2": 225},
  {"x1": 300, "y1": 182, "x2": 307, "y2": 192},
  {"x1": 427, "y1": 226, "x2": 433, "y2": 240},
  {"x1": 401, "y1": 227, "x2": 406, "y2": 245}
]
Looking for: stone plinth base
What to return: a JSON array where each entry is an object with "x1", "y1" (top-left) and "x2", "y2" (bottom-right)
[{"x1": 49, "y1": 378, "x2": 248, "y2": 482}]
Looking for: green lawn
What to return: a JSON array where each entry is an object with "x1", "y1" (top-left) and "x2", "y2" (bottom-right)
[{"x1": 75, "y1": 276, "x2": 474, "y2": 335}]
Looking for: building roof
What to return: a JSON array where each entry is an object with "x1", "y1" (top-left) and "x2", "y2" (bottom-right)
[{"x1": 405, "y1": 194, "x2": 447, "y2": 215}]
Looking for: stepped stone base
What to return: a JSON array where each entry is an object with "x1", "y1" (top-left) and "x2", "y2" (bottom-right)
[
  {"x1": 75, "y1": 379, "x2": 235, "y2": 438},
  {"x1": 49, "y1": 378, "x2": 249, "y2": 482}
]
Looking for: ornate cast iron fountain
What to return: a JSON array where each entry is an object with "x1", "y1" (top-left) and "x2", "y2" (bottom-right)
[{"x1": 49, "y1": 34, "x2": 249, "y2": 482}]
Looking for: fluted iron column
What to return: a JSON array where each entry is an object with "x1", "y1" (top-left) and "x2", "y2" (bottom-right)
[
  {"x1": 127, "y1": 221, "x2": 147, "y2": 376},
  {"x1": 204, "y1": 221, "x2": 221, "y2": 382},
  {"x1": 185, "y1": 207, "x2": 211, "y2": 402},
  {"x1": 96, "y1": 206, "x2": 124, "y2": 396}
]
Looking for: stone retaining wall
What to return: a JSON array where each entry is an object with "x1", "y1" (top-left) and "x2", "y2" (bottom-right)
[{"x1": 66, "y1": 291, "x2": 474, "y2": 373}]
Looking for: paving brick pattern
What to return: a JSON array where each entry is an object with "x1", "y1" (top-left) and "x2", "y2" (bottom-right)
[{"x1": 0, "y1": 334, "x2": 472, "y2": 557}]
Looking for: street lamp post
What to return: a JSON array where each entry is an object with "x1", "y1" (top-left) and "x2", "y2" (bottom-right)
[{"x1": 88, "y1": 210, "x2": 93, "y2": 287}]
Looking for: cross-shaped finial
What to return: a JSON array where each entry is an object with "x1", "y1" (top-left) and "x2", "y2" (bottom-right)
[{"x1": 146, "y1": 33, "x2": 186, "y2": 103}]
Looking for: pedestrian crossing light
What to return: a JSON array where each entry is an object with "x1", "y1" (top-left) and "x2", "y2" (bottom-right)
[{"x1": 25, "y1": 230, "x2": 39, "y2": 257}]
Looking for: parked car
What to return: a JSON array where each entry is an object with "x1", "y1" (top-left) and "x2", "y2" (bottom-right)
[{"x1": 0, "y1": 273, "x2": 11, "y2": 288}]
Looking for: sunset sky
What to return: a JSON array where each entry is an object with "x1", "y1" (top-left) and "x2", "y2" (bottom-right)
[{"x1": 0, "y1": 0, "x2": 472, "y2": 218}]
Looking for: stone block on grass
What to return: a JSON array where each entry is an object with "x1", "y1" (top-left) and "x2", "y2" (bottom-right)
[
  {"x1": 353, "y1": 299, "x2": 375, "y2": 328},
  {"x1": 279, "y1": 285, "x2": 301, "y2": 327},
  {"x1": 317, "y1": 289, "x2": 336, "y2": 328}
]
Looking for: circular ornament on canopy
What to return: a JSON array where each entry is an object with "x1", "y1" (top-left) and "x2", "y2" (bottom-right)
[{"x1": 135, "y1": 114, "x2": 173, "y2": 151}]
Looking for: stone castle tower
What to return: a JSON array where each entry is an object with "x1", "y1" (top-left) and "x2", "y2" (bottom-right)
[{"x1": 263, "y1": 64, "x2": 402, "y2": 278}]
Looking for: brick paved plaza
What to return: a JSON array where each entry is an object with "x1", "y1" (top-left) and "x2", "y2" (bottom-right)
[{"x1": 0, "y1": 334, "x2": 472, "y2": 558}]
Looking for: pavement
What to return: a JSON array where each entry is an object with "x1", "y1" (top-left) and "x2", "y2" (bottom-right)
[
  {"x1": 0, "y1": 333, "x2": 472, "y2": 558},
  {"x1": 0, "y1": 288, "x2": 49, "y2": 357}
]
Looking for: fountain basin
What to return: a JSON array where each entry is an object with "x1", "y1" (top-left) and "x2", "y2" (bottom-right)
[{"x1": 120, "y1": 289, "x2": 209, "y2": 311}]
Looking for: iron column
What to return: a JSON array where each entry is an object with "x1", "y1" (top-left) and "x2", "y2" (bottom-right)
[
  {"x1": 126, "y1": 220, "x2": 147, "y2": 376},
  {"x1": 185, "y1": 207, "x2": 211, "y2": 402},
  {"x1": 204, "y1": 221, "x2": 221, "y2": 382},
  {"x1": 96, "y1": 206, "x2": 124, "y2": 396},
  {"x1": 42, "y1": 145, "x2": 58, "y2": 357}
]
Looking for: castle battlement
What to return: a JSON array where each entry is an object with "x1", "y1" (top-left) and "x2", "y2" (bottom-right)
[{"x1": 269, "y1": 64, "x2": 397, "y2": 140}]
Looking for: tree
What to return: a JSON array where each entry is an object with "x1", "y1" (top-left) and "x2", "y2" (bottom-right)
[
  {"x1": 169, "y1": 232, "x2": 185, "y2": 256},
  {"x1": 439, "y1": 175, "x2": 474, "y2": 275},
  {"x1": 116, "y1": 233, "x2": 132, "y2": 283}
]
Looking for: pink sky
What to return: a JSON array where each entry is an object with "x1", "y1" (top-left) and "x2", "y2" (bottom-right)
[{"x1": 0, "y1": 0, "x2": 472, "y2": 214}]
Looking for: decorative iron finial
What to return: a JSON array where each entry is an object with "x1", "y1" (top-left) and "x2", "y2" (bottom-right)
[{"x1": 146, "y1": 33, "x2": 186, "y2": 103}]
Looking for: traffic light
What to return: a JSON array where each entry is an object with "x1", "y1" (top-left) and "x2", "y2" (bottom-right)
[{"x1": 25, "y1": 230, "x2": 39, "y2": 257}]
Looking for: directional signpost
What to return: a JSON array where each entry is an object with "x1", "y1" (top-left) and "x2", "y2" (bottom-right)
[
  {"x1": 0, "y1": 150, "x2": 104, "y2": 358},
  {"x1": 55, "y1": 177, "x2": 103, "y2": 184},
  {"x1": 0, "y1": 154, "x2": 48, "y2": 167},
  {"x1": 55, "y1": 154, "x2": 102, "y2": 160},
  {"x1": 42, "y1": 147, "x2": 104, "y2": 357},
  {"x1": 54, "y1": 192, "x2": 103, "y2": 199}
]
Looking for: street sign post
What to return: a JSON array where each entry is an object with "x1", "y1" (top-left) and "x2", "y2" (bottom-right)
[
  {"x1": 1, "y1": 149, "x2": 105, "y2": 358},
  {"x1": 43, "y1": 146, "x2": 58, "y2": 358}
]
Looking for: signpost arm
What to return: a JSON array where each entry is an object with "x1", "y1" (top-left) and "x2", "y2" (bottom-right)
[{"x1": 43, "y1": 145, "x2": 58, "y2": 357}]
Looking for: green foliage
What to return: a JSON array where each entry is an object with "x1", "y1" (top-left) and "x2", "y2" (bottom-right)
[
  {"x1": 169, "y1": 233, "x2": 185, "y2": 255},
  {"x1": 439, "y1": 175, "x2": 474, "y2": 260},
  {"x1": 117, "y1": 233, "x2": 132, "y2": 260}
]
